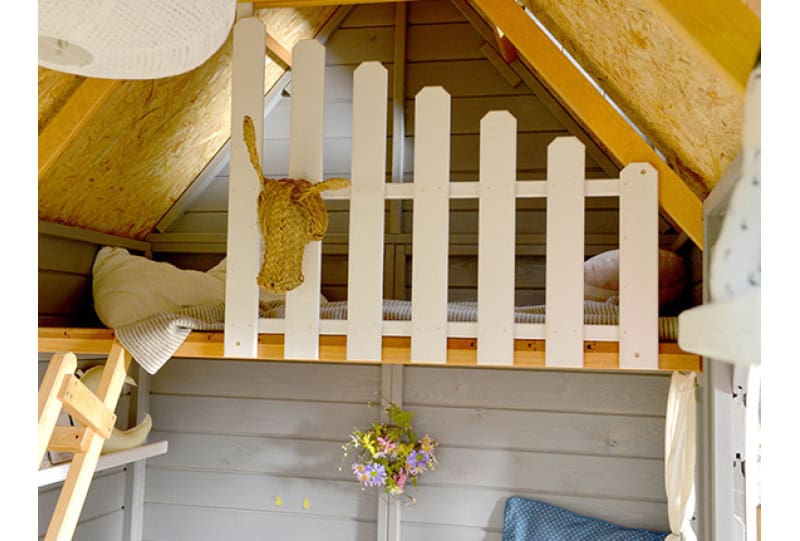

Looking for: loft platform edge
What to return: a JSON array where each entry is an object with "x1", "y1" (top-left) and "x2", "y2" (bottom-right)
[{"x1": 38, "y1": 328, "x2": 701, "y2": 372}]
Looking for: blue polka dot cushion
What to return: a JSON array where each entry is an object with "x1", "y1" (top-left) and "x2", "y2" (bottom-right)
[{"x1": 502, "y1": 497, "x2": 669, "y2": 541}]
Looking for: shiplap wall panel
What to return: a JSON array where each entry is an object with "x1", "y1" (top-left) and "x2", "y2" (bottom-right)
[
  {"x1": 149, "y1": 395, "x2": 376, "y2": 440},
  {"x1": 143, "y1": 504, "x2": 377, "y2": 541},
  {"x1": 41, "y1": 511, "x2": 124, "y2": 541},
  {"x1": 145, "y1": 470, "x2": 377, "y2": 520},
  {"x1": 38, "y1": 469, "x2": 126, "y2": 539},
  {"x1": 403, "y1": 366, "x2": 670, "y2": 415},
  {"x1": 400, "y1": 366, "x2": 670, "y2": 536},
  {"x1": 406, "y1": 486, "x2": 669, "y2": 531},
  {"x1": 150, "y1": 358, "x2": 380, "y2": 401},
  {"x1": 145, "y1": 359, "x2": 380, "y2": 539},
  {"x1": 38, "y1": 234, "x2": 101, "y2": 326}
]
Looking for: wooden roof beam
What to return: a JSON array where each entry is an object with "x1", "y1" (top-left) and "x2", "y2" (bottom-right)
[
  {"x1": 38, "y1": 78, "x2": 120, "y2": 179},
  {"x1": 644, "y1": 0, "x2": 760, "y2": 90},
  {"x1": 470, "y1": 0, "x2": 704, "y2": 249}
]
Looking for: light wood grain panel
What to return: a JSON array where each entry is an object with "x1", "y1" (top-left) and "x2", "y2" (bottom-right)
[
  {"x1": 410, "y1": 405, "x2": 664, "y2": 457},
  {"x1": 145, "y1": 469, "x2": 377, "y2": 520},
  {"x1": 403, "y1": 367, "x2": 670, "y2": 415},
  {"x1": 150, "y1": 358, "x2": 379, "y2": 401},
  {"x1": 149, "y1": 396, "x2": 378, "y2": 440},
  {"x1": 143, "y1": 504, "x2": 377, "y2": 541}
]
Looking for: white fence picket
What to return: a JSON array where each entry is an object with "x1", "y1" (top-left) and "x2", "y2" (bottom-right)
[
  {"x1": 284, "y1": 40, "x2": 326, "y2": 360},
  {"x1": 410, "y1": 87, "x2": 451, "y2": 364},
  {"x1": 619, "y1": 163, "x2": 659, "y2": 369},
  {"x1": 477, "y1": 111, "x2": 516, "y2": 366},
  {"x1": 545, "y1": 137, "x2": 586, "y2": 367},
  {"x1": 347, "y1": 63, "x2": 388, "y2": 361},
  {"x1": 225, "y1": 17, "x2": 265, "y2": 358}
]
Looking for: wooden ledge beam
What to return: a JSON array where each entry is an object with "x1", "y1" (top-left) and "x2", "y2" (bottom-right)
[
  {"x1": 38, "y1": 78, "x2": 121, "y2": 179},
  {"x1": 39, "y1": 328, "x2": 702, "y2": 372},
  {"x1": 470, "y1": 0, "x2": 704, "y2": 249}
]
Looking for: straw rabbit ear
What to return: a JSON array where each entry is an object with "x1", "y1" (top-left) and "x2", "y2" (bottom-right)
[{"x1": 242, "y1": 115, "x2": 266, "y2": 185}]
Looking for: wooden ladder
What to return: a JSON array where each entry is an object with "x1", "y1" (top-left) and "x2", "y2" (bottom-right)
[{"x1": 37, "y1": 339, "x2": 131, "y2": 541}]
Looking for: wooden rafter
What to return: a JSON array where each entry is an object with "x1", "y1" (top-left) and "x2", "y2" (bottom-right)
[
  {"x1": 266, "y1": 32, "x2": 292, "y2": 67},
  {"x1": 471, "y1": 0, "x2": 704, "y2": 249},
  {"x1": 646, "y1": 0, "x2": 760, "y2": 90},
  {"x1": 38, "y1": 78, "x2": 120, "y2": 179}
]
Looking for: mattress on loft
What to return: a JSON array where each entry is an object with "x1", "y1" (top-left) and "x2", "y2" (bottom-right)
[
  {"x1": 261, "y1": 299, "x2": 679, "y2": 341},
  {"x1": 116, "y1": 299, "x2": 678, "y2": 375}
]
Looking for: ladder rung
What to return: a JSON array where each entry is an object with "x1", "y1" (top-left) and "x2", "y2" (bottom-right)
[
  {"x1": 58, "y1": 376, "x2": 116, "y2": 439},
  {"x1": 48, "y1": 426, "x2": 92, "y2": 453}
]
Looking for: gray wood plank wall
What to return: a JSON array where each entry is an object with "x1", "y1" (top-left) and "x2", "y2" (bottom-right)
[
  {"x1": 143, "y1": 358, "x2": 671, "y2": 539},
  {"x1": 38, "y1": 234, "x2": 102, "y2": 327}
]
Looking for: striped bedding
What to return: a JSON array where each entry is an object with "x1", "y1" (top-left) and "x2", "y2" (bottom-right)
[{"x1": 116, "y1": 300, "x2": 678, "y2": 374}]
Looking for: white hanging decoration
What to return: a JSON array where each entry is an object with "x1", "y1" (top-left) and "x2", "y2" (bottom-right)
[{"x1": 38, "y1": 0, "x2": 237, "y2": 80}]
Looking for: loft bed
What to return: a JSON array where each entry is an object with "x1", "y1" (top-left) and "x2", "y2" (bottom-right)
[
  {"x1": 37, "y1": 14, "x2": 705, "y2": 541},
  {"x1": 36, "y1": 22, "x2": 703, "y2": 373}
]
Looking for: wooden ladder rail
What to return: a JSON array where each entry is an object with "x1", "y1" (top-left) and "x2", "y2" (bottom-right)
[{"x1": 37, "y1": 339, "x2": 132, "y2": 541}]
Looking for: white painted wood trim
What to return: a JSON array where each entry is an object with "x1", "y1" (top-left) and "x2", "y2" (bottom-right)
[
  {"x1": 619, "y1": 163, "x2": 659, "y2": 369},
  {"x1": 224, "y1": 17, "x2": 265, "y2": 358},
  {"x1": 545, "y1": 137, "x2": 586, "y2": 367},
  {"x1": 678, "y1": 289, "x2": 760, "y2": 365},
  {"x1": 122, "y1": 366, "x2": 151, "y2": 541},
  {"x1": 377, "y1": 365, "x2": 403, "y2": 541},
  {"x1": 38, "y1": 441, "x2": 168, "y2": 488},
  {"x1": 284, "y1": 40, "x2": 326, "y2": 360},
  {"x1": 477, "y1": 111, "x2": 516, "y2": 366},
  {"x1": 410, "y1": 87, "x2": 451, "y2": 364},
  {"x1": 347, "y1": 62, "x2": 388, "y2": 361}
]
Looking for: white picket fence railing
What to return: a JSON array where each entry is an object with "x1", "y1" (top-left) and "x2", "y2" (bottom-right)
[{"x1": 226, "y1": 29, "x2": 659, "y2": 370}]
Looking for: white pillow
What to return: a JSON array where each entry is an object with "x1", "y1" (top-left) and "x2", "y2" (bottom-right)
[
  {"x1": 583, "y1": 249, "x2": 687, "y2": 308},
  {"x1": 92, "y1": 247, "x2": 227, "y2": 328}
]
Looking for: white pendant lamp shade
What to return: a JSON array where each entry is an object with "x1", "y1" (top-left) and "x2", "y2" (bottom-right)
[{"x1": 39, "y1": 0, "x2": 237, "y2": 80}]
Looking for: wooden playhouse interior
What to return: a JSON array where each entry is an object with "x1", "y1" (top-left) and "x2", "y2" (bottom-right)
[{"x1": 38, "y1": 1, "x2": 759, "y2": 540}]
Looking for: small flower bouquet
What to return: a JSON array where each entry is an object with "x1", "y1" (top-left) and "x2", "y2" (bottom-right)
[{"x1": 341, "y1": 397, "x2": 438, "y2": 502}]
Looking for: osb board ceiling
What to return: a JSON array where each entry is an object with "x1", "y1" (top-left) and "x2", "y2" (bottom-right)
[
  {"x1": 519, "y1": 0, "x2": 757, "y2": 198},
  {"x1": 38, "y1": 7, "x2": 336, "y2": 240},
  {"x1": 38, "y1": 68, "x2": 83, "y2": 134}
]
